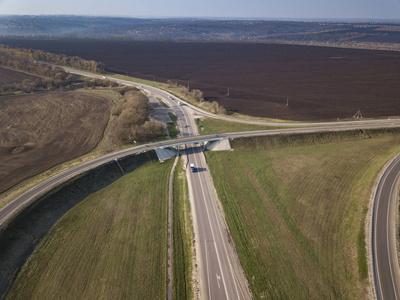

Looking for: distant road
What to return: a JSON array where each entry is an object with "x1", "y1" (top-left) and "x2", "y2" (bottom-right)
[
  {"x1": 373, "y1": 155, "x2": 400, "y2": 300},
  {"x1": 63, "y1": 67, "x2": 400, "y2": 129}
]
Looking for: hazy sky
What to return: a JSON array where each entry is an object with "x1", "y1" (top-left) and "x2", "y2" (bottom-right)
[{"x1": 1, "y1": 0, "x2": 400, "y2": 20}]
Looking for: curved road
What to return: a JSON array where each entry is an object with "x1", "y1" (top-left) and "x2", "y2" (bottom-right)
[
  {"x1": 373, "y1": 155, "x2": 400, "y2": 300},
  {"x1": 64, "y1": 67, "x2": 400, "y2": 129},
  {"x1": 2, "y1": 67, "x2": 400, "y2": 299},
  {"x1": 4, "y1": 122, "x2": 400, "y2": 228}
]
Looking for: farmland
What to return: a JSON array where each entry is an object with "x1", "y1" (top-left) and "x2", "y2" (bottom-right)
[
  {"x1": 0, "y1": 67, "x2": 38, "y2": 85},
  {"x1": 1, "y1": 39, "x2": 400, "y2": 121},
  {"x1": 0, "y1": 91, "x2": 111, "y2": 194},
  {"x1": 205, "y1": 129, "x2": 400, "y2": 299},
  {"x1": 5, "y1": 154, "x2": 173, "y2": 299}
]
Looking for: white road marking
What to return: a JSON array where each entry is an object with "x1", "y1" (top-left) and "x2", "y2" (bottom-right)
[
  {"x1": 192, "y1": 150, "x2": 230, "y2": 299},
  {"x1": 205, "y1": 239, "x2": 212, "y2": 300},
  {"x1": 387, "y1": 171, "x2": 400, "y2": 300},
  {"x1": 202, "y1": 170, "x2": 242, "y2": 300}
]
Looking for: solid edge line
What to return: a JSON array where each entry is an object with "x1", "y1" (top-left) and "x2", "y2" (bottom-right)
[{"x1": 372, "y1": 154, "x2": 400, "y2": 300}]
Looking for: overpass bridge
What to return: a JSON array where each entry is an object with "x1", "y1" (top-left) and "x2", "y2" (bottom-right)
[{"x1": 155, "y1": 137, "x2": 232, "y2": 162}]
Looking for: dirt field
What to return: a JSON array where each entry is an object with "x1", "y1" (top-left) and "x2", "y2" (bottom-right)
[
  {"x1": 0, "y1": 67, "x2": 37, "y2": 85},
  {"x1": 1, "y1": 39, "x2": 400, "y2": 121},
  {"x1": 0, "y1": 91, "x2": 111, "y2": 193}
]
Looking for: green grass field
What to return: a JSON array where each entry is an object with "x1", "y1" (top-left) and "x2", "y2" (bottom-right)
[
  {"x1": 205, "y1": 129, "x2": 400, "y2": 299},
  {"x1": 157, "y1": 97, "x2": 169, "y2": 108},
  {"x1": 7, "y1": 156, "x2": 173, "y2": 300},
  {"x1": 168, "y1": 113, "x2": 179, "y2": 139},
  {"x1": 172, "y1": 158, "x2": 193, "y2": 299},
  {"x1": 196, "y1": 117, "x2": 283, "y2": 135}
]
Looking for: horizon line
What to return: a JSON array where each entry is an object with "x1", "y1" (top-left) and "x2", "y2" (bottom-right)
[{"x1": 0, "y1": 14, "x2": 399, "y2": 23}]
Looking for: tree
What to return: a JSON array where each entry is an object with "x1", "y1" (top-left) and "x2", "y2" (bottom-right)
[{"x1": 190, "y1": 89, "x2": 204, "y2": 103}]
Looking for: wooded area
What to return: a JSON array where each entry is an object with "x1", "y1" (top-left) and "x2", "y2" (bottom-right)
[
  {"x1": 107, "y1": 88, "x2": 165, "y2": 145},
  {"x1": 0, "y1": 44, "x2": 104, "y2": 73},
  {"x1": 0, "y1": 44, "x2": 106, "y2": 94}
]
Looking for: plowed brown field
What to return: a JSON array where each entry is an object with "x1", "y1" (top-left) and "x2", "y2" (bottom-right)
[
  {"x1": 1, "y1": 39, "x2": 400, "y2": 121},
  {"x1": 0, "y1": 67, "x2": 37, "y2": 85},
  {"x1": 0, "y1": 92, "x2": 111, "y2": 193}
]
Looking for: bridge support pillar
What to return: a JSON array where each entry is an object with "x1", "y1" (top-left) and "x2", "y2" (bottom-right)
[
  {"x1": 155, "y1": 147, "x2": 178, "y2": 162},
  {"x1": 205, "y1": 138, "x2": 232, "y2": 151}
]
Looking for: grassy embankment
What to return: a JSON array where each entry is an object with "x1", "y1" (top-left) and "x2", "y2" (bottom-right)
[
  {"x1": 168, "y1": 113, "x2": 179, "y2": 139},
  {"x1": 157, "y1": 97, "x2": 169, "y2": 108},
  {"x1": 7, "y1": 154, "x2": 173, "y2": 299},
  {"x1": 173, "y1": 157, "x2": 193, "y2": 299},
  {"x1": 196, "y1": 117, "x2": 284, "y2": 135},
  {"x1": 206, "y1": 129, "x2": 400, "y2": 299}
]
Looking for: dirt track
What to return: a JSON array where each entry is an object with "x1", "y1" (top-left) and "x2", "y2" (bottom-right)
[
  {"x1": 1, "y1": 39, "x2": 400, "y2": 121},
  {"x1": 0, "y1": 91, "x2": 111, "y2": 193}
]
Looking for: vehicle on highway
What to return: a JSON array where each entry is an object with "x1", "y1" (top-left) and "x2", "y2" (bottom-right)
[{"x1": 190, "y1": 163, "x2": 195, "y2": 172}]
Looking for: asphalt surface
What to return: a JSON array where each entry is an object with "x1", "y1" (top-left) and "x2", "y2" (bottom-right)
[
  {"x1": 373, "y1": 155, "x2": 400, "y2": 300},
  {"x1": 187, "y1": 145, "x2": 252, "y2": 299},
  {"x1": 2, "y1": 66, "x2": 400, "y2": 299}
]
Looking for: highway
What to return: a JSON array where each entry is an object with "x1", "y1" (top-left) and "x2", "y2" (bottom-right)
[
  {"x1": 187, "y1": 144, "x2": 251, "y2": 299},
  {"x1": 2, "y1": 66, "x2": 400, "y2": 299},
  {"x1": 156, "y1": 89, "x2": 251, "y2": 299},
  {"x1": 373, "y1": 155, "x2": 400, "y2": 300},
  {"x1": 5, "y1": 121, "x2": 400, "y2": 227}
]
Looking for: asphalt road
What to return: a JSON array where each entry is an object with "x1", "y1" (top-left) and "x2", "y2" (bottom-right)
[
  {"x1": 5, "y1": 121, "x2": 399, "y2": 226},
  {"x1": 3, "y1": 66, "x2": 400, "y2": 299},
  {"x1": 187, "y1": 145, "x2": 252, "y2": 299},
  {"x1": 373, "y1": 155, "x2": 400, "y2": 300}
]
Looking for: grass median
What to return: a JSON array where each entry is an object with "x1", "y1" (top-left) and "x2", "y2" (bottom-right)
[
  {"x1": 196, "y1": 117, "x2": 284, "y2": 135},
  {"x1": 173, "y1": 157, "x2": 193, "y2": 299},
  {"x1": 205, "y1": 128, "x2": 400, "y2": 299}
]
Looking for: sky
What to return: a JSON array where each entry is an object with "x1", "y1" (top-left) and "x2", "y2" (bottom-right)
[{"x1": 0, "y1": 0, "x2": 400, "y2": 21}]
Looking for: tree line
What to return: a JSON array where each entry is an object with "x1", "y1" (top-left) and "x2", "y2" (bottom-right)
[
  {"x1": 0, "y1": 46, "x2": 119, "y2": 94},
  {"x1": 0, "y1": 44, "x2": 105, "y2": 73},
  {"x1": 167, "y1": 80, "x2": 226, "y2": 114}
]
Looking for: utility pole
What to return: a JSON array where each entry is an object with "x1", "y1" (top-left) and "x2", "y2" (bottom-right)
[
  {"x1": 353, "y1": 109, "x2": 362, "y2": 119},
  {"x1": 187, "y1": 81, "x2": 190, "y2": 89}
]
